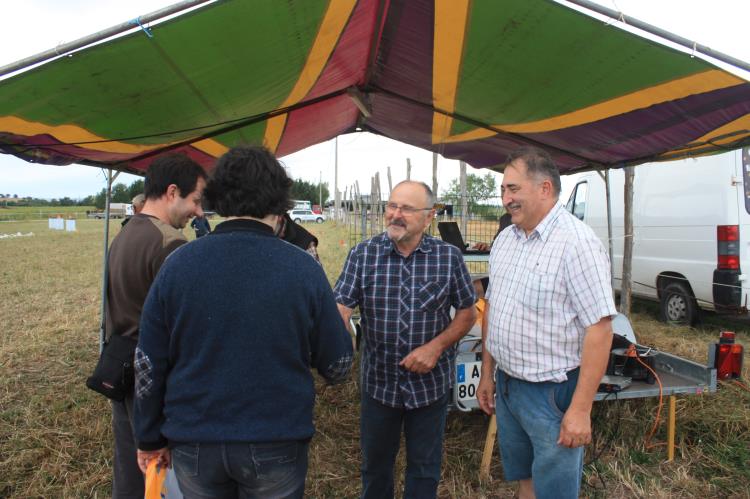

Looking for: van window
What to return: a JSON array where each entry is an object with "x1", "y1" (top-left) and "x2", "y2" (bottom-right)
[
  {"x1": 743, "y1": 147, "x2": 750, "y2": 214},
  {"x1": 566, "y1": 181, "x2": 588, "y2": 220}
]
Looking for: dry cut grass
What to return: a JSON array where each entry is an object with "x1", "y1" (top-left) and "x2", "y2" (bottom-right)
[{"x1": 0, "y1": 219, "x2": 749, "y2": 498}]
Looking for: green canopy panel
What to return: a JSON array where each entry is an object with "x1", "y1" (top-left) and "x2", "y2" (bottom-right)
[{"x1": 1, "y1": 0, "x2": 749, "y2": 175}]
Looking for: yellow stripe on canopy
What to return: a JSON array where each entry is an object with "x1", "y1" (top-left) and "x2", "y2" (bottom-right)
[
  {"x1": 656, "y1": 113, "x2": 750, "y2": 159},
  {"x1": 263, "y1": 0, "x2": 358, "y2": 153},
  {"x1": 0, "y1": 115, "x2": 228, "y2": 158},
  {"x1": 434, "y1": 70, "x2": 745, "y2": 144},
  {"x1": 431, "y1": 0, "x2": 471, "y2": 145}
]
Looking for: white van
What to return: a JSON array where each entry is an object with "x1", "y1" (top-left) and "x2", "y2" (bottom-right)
[{"x1": 565, "y1": 147, "x2": 750, "y2": 325}]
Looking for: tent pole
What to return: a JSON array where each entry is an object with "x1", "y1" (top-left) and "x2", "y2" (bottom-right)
[
  {"x1": 621, "y1": 167, "x2": 635, "y2": 317},
  {"x1": 98, "y1": 169, "x2": 116, "y2": 353},
  {"x1": 598, "y1": 170, "x2": 615, "y2": 295},
  {"x1": 459, "y1": 161, "x2": 468, "y2": 238},
  {"x1": 432, "y1": 152, "x2": 439, "y2": 202},
  {"x1": 0, "y1": 0, "x2": 214, "y2": 77},
  {"x1": 334, "y1": 136, "x2": 340, "y2": 222},
  {"x1": 562, "y1": 0, "x2": 750, "y2": 74}
]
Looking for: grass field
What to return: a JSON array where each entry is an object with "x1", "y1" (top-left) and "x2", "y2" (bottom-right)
[{"x1": 1, "y1": 219, "x2": 748, "y2": 498}]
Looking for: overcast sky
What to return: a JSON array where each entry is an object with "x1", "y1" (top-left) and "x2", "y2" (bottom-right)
[{"x1": 1, "y1": 0, "x2": 749, "y2": 200}]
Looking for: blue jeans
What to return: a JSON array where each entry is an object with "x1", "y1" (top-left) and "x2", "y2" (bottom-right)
[
  {"x1": 495, "y1": 369, "x2": 584, "y2": 499},
  {"x1": 171, "y1": 441, "x2": 308, "y2": 499},
  {"x1": 360, "y1": 391, "x2": 449, "y2": 499}
]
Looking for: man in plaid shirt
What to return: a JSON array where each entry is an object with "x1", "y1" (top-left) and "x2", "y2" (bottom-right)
[{"x1": 335, "y1": 181, "x2": 476, "y2": 499}]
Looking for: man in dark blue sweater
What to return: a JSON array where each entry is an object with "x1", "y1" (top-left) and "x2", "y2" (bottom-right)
[{"x1": 134, "y1": 146, "x2": 353, "y2": 498}]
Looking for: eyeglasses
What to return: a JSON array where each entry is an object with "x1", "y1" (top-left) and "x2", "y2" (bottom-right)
[{"x1": 385, "y1": 203, "x2": 433, "y2": 215}]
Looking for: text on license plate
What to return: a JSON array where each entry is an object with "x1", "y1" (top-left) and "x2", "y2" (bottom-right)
[{"x1": 456, "y1": 361, "x2": 482, "y2": 401}]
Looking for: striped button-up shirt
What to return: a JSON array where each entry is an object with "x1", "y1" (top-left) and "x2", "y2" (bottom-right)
[
  {"x1": 334, "y1": 233, "x2": 476, "y2": 409},
  {"x1": 486, "y1": 203, "x2": 617, "y2": 382}
]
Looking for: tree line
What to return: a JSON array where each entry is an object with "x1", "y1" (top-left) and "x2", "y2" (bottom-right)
[
  {"x1": 5, "y1": 171, "x2": 495, "y2": 210},
  {"x1": 4, "y1": 178, "x2": 330, "y2": 210}
]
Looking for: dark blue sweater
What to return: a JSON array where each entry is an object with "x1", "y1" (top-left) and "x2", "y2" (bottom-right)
[{"x1": 134, "y1": 219, "x2": 353, "y2": 450}]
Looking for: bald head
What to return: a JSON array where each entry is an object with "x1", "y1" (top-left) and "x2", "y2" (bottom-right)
[{"x1": 391, "y1": 181, "x2": 434, "y2": 208}]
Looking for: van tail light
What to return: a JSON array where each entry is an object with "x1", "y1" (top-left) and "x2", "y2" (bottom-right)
[
  {"x1": 718, "y1": 255, "x2": 740, "y2": 270},
  {"x1": 718, "y1": 225, "x2": 739, "y2": 241},
  {"x1": 717, "y1": 225, "x2": 740, "y2": 270}
]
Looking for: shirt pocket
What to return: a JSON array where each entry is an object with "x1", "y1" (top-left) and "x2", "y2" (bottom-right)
[
  {"x1": 415, "y1": 280, "x2": 449, "y2": 312},
  {"x1": 521, "y1": 270, "x2": 556, "y2": 312}
]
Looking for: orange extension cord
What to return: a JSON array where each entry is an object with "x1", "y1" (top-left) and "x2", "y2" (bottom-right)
[{"x1": 628, "y1": 345, "x2": 665, "y2": 449}]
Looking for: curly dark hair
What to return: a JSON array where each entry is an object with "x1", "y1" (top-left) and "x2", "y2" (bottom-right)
[{"x1": 203, "y1": 146, "x2": 292, "y2": 217}]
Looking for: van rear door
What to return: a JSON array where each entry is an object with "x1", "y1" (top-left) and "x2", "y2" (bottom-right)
[{"x1": 728, "y1": 147, "x2": 750, "y2": 313}]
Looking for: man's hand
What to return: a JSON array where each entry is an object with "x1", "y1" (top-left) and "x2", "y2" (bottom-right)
[
  {"x1": 399, "y1": 342, "x2": 442, "y2": 374},
  {"x1": 557, "y1": 316, "x2": 612, "y2": 448},
  {"x1": 477, "y1": 372, "x2": 496, "y2": 416},
  {"x1": 137, "y1": 447, "x2": 171, "y2": 474},
  {"x1": 557, "y1": 408, "x2": 592, "y2": 448},
  {"x1": 472, "y1": 242, "x2": 491, "y2": 252}
]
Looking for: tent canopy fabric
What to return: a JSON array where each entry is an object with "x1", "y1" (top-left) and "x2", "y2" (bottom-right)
[{"x1": 1, "y1": 0, "x2": 749, "y2": 175}]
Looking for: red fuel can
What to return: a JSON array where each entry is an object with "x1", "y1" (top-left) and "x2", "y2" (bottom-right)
[{"x1": 715, "y1": 331, "x2": 744, "y2": 380}]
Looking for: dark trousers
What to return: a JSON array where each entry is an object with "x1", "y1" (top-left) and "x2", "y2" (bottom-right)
[
  {"x1": 112, "y1": 394, "x2": 144, "y2": 499},
  {"x1": 171, "y1": 441, "x2": 309, "y2": 499},
  {"x1": 360, "y1": 391, "x2": 449, "y2": 499}
]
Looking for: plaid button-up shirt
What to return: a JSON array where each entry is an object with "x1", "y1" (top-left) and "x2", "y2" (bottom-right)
[
  {"x1": 486, "y1": 203, "x2": 618, "y2": 382},
  {"x1": 334, "y1": 233, "x2": 476, "y2": 409}
]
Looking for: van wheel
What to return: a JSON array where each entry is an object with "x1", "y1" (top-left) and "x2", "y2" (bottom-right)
[
  {"x1": 659, "y1": 282, "x2": 699, "y2": 326},
  {"x1": 315, "y1": 217, "x2": 323, "y2": 224},
  {"x1": 294, "y1": 218, "x2": 302, "y2": 223}
]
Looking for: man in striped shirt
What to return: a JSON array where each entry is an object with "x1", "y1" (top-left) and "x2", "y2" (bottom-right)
[
  {"x1": 335, "y1": 181, "x2": 476, "y2": 499},
  {"x1": 477, "y1": 147, "x2": 617, "y2": 499}
]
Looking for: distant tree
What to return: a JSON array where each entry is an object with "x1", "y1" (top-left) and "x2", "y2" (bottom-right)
[
  {"x1": 59, "y1": 196, "x2": 75, "y2": 206},
  {"x1": 442, "y1": 173, "x2": 498, "y2": 216},
  {"x1": 127, "y1": 179, "x2": 144, "y2": 200},
  {"x1": 13, "y1": 194, "x2": 18, "y2": 198},
  {"x1": 111, "y1": 183, "x2": 130, "y2": 203},
  {"x1": 290, "y1": 179, "x2": 329, "y2": 207},
  {"x1": 442, "y1": 173, "x2": 497, "y2": 203},
  {"x1": 79, "y1": 195, "x2": 96, "y2": 206},
  {"x1": 86, "y1": 178, "x2": 149, "y2": 209},
  {"x1": 93, "y1": 188, "x2": 106, "y2": 209}
]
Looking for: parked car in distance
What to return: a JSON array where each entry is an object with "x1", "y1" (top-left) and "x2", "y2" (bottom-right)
[{"x1": 289, "y1": 209, "x2": 325, "y2": 224}]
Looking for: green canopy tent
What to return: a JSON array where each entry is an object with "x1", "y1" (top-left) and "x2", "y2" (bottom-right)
[
  {"x1": 2, "y1": 0, "x2": 749, "y2": 174},
  {"x1": 1, "y1": 0, "x2": 749, "y2": 345}
]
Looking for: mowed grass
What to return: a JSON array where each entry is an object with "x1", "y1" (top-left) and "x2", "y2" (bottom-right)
[{"x1": 1, "y1": 219, "x2": 749, "y2": 498}]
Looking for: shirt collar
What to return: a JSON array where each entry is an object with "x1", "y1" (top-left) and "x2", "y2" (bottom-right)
[
  {"x1": 510, "y1": 202, "x2": 564, "y2": 242},
  {"x1": 378, "y1": 232, "x2": 434, "y2": 256},
  {"x1": 213, "y1": 218, "x2": 275, "y2": 236}
]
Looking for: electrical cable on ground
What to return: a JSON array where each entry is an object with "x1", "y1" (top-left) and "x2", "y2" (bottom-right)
[{"x1": 631, "y1": 346, "x2": 666, "y2": 449}]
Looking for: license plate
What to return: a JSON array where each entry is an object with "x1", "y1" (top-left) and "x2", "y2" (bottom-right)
[{"x1": 456, "y1": 361, "x2": 482, "y2": 402}]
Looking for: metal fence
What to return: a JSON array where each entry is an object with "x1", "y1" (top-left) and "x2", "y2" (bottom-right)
[{"x1": 340, "y1": 196, "x2": 505, "y2": 274}]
